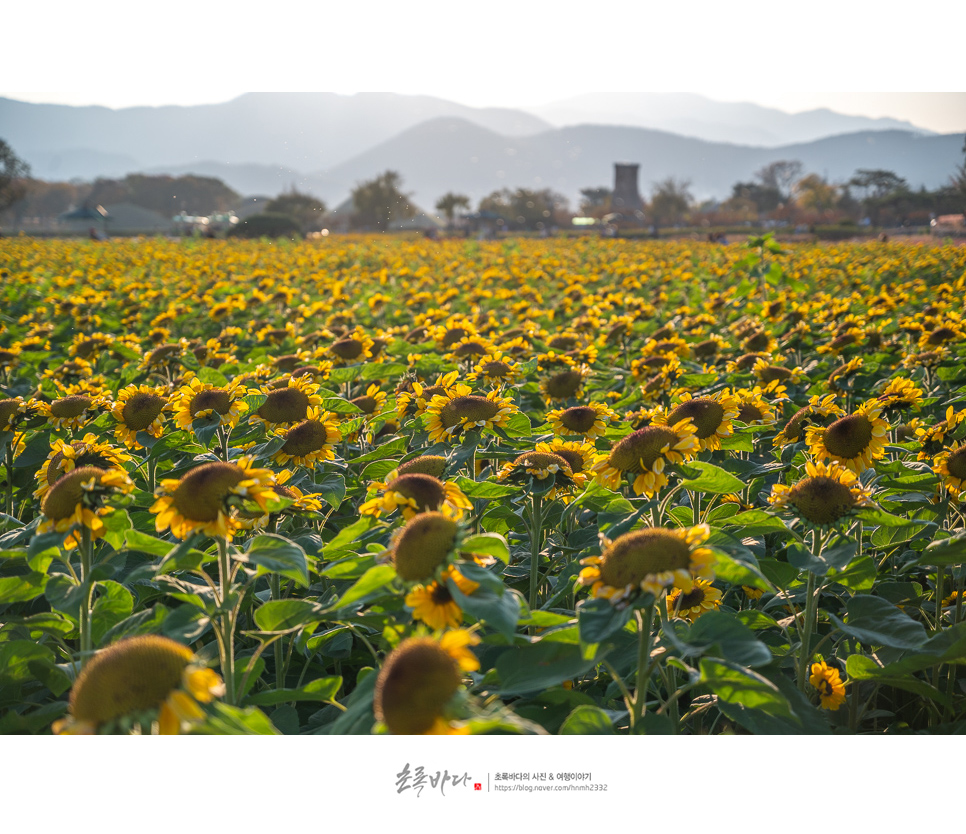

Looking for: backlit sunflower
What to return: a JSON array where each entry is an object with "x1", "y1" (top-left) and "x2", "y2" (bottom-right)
[
  {"x1": 769, "y1": 460, "x2": 873, "y2": 526},
  {"x1": 173, "y1": 376, "x2": 247, "y2": 431},
  {"x1": 349, "y1": 383, "x2": 387, "y2": 416},
  {"x1": 391, "y1": 455, "x2": 448, "y2": 480},
  {"x1": 466, "y1": 353, "x2": 521, "y2": 388},
  {"x1": 733, "y1": 386, "x2": 779, "y2": 425},
  {"x1": 424, "y1": 384, "x2": 516, "y2": 443},
  {"x1": 875, "y1": 376, "x2": 923, "y2": 414},
  {"x1": 540, "y1": 364, "x2": 591, "y2": 403},
  {"x1": 38, "y1": 465, "x2": 134, "y2": 550},
  {"x1": 535, "y1": 438, "x2": 596, "y2": 485},
  {"x1": 53, "y1": 635, "x2": 224, "y2": 735},
  {"x1": 655, "y1": 390, "x2": 740, "y2": 452},
  {"x1": 546, "y1": 401, "x2": 619, "y2": 440},
  {"x1": 249, "y1": 375, "x2": 324, "y2": 428},
  {"x1": 110, "y1": 384, "x2": 169, "y2": 448},
  {"x1": 496, "y1": 449, "x2": 584, "y2": 497},
  {"x1": 34, "y1": 433, "x2": 132, "y2": 502},
  {"x1": 395, "y1": 371, "x2": 460, "y2": 420},
  {"x1": 359, "y1": 473, "x2": 472, "y2": 520},
  {"x1": 805, "y1": 401, "x2": 889, "y2": 474},
  {"x1": 272, "y1": 408, "x2": 342, "y2": 466},
  {"x1": 374, "y1": 629, "x2": 480, "y2": 735},
  {"x1": 33, "y1": 393, "x2": 108, "y2": 432},
  {"x1": 405, "y1": 567, "x2": 480, "y2": 630},
  {"x1": 666, "y1": 579, "x2": 722, "y2": 622},
  {"x1": 809, "y1": 661, "x2": 846, "y2": 711},
  {"x1": 151, "y1": 456, "x2": 278, "y2": 540},
  {"x1": 916, "y1": 406, "x2": 966, "y2": 459},
  {"x1": 578, "y1": 525, "x2": 715, "y2": 606},
  {"x1": 0, "y1": 396, "x2": 28, "y2": 433},
  {"x1": 934, "y1": 443, "x2": 966, "y2": 499},
  {"x1": 235, "y1": 469, "x2": 326, "y2": 529},
  {"x1": 774, "y1": 394, "x2": 844, "y2": 447},
  {"x1": 591, "y1": 419, "x2": 699, "y2": 497}
]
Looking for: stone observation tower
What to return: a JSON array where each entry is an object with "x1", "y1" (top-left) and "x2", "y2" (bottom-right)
[{"x1": 612, "y1": 163, "x2": 645, "y2": 217}]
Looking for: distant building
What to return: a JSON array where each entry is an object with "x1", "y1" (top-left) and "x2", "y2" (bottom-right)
[{"x1": 608, "y1": 163, "x2": 646, "y2": 228}]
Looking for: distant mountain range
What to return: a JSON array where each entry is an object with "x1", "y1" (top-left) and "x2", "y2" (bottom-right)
[{"x1": 1, "y1": 93, "x2": 962, "y2": 210}]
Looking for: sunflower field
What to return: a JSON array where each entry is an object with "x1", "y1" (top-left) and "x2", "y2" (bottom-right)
[{"x1": 1, "y1": 234, "x2": 965, "y2": 736}]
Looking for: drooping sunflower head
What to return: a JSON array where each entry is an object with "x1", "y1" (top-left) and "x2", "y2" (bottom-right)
[
  {"x1": 540, "y1": 366, "x2": 589, "y2": 403},
  {"x1": 769, "y1": 460, "x2": 873, "y2": 526},
  {"x1": 875, "y1": 377, "x2": 923, "y2": 414},
  {"x1": 35, "y1": 394, "x2": 105, "y2": 431},
  {"x1": 0, "y1": 396, "x2": 28, "y2": 432},
  {"x1": 360, "y1": 473, "x2": 472, "y2": 521},
  {"x1": 53, "y1": 635, "x2": 224, "y2": 735},
  {"x1": 394, "y1": 455, "x2": 448, "y2": 480},
  {"x1": 34, "y1": 434, "x2": 131, "y2": 502},
  {"x1": 733, "y1": 386, "x2": 778, "y2": 425},
  {"x1": 806, "y1": 402, "x2": 889, "y2": 474},
  {"x1": 39, "y1": 465, "x2": 134, "y2": 549},
  {"x1": 151, "y1": 457, "x2": 278, "y2": 540},
  {"x1": 593, "y1": 420, "x2": 699, "y2": 497},
  {"x1": 774, "y1": 394, "x2": 844, "y2": 447},
  {"x1": 578, "y1": 525, "x2": 714, "y2": 605},
  {"x1": 391, "y1": 511, "x2": 460, "y2": 582},
  {"x1": 373, "y1": 630, "x2": 479, "y2": 735},
  {"x1": 934, "y1": 443, "x2": 966, "y2": 499}
]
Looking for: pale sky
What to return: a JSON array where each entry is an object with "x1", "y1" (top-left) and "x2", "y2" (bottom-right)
[{"x1": 3, "y1": 1, "x2": 964, "y2": 132}]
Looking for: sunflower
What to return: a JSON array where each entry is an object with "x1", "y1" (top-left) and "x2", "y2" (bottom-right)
[
  {"x1": 405, "y1": 567, "x2": 480, "y2": 630},
  {"x1": 140, "y1": 339, "x2": 189, "y2": 373},
  {"x1": 466, "y1": 353, "x2": 522, "y2": 388},
  {"x1": 424, "y1": 384, "x2": 516, "y2": 443},
  {"x1": 151, "y1": 457, "x2": 278, "y2": 540},
  {"x1": 272, "y1": 408, "x2": 342, "y2": 467},
  {"x1": 752, "y1": 357, "x2": 805, "y2": 386},
  {"x1": 34, "y1": 433, "x2": 132, "y2": 502},
  {"x1": 53, "y1": 635, "x2": 225, "y2": 735},
  {"x1": 774, "y1": 394, "x2": 844, "y2": 447},
  {"x1": 32, "y1": 393, "x2": 108, "y2": 432},
  {"x1": 38, "y1": 466, "x2": 134, "y2": 550},
  {"x1": 805, "y1": 401, "x2": 889, "y2": 474},
  {"x1": 666, "y1": 579, "x2": 723, "y2": 622},
  {"x1": 395, "y1": 371, "x2": 460, "y2": 420},
  {"x1": 496, "y1": 449, "x2": 583, "y2": 496},
  {"x1": 373, "y1": 630, "x2": 480, "y2": 735},
  {"x1": 827, "y1": 357, "x2": 864, "y2": 394},
  {"x1": 769, "y1": 460, "x2": 873, "y2": 526},
  {"x1": 235, "y1": 470, "x2": 326, "y2": 529},
  {"x1": 546, "y1": 401, "x2": 619, "y2": 440},
  {"x1": 918, "y1": 321, "x2": 963, "y2": 349},
  {"x1": 173, "y1": 376, "x2": 248, "y2": 431},
  {"x1": 540, "y1": 364, "x2": 591, "y2": 403},
  {"x1": 0, "y1": 396, "x2": 28, "y2": 432},
  {"x1": 915, "y1": 406, "x2": 966, "y2": 459},
  {"x1": 359, "y1": 473, "x2": 472, "y2": 520},
  {"x1": 349, "y1": 383, "x2": 387, "y2": 416},
  {"x1": 934, "y1": 443, "x2": 966, "y2": 499},
  {"x1": 655, "y1": 390, "x2": 740, "y2": 452},
  {"x1": 110, "y1": 385, "x2": 169, "y2": 448},
  {"x1": 447, "y1": 334, "x2": 495, "y2": 362},
  {"x1": 591, "y1": 420, "x2": 699, "y2": 497},
  {"x1": 535, "y1": 438, "x2": 597, "y2": 484},
  {"x1": 249, "y1": 375, "x2": 324, "y2": 428},
  {"x1": 578, "y1": 525, "x2": 715, "y2": 606},
  {"x1": 733, "y1": 386, "x2": 779, "y2": 425},
  {"x1": 875, "y1": 377, "x2": 923, "y2": 414},
  {"x1": 809, "y1": 661, "x2": 846, "y2": 711}
]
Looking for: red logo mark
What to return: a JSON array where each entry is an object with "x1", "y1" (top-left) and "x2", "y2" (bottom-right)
[{"x1": 474, "y1": 783, "x2": 482, "y2": 791}]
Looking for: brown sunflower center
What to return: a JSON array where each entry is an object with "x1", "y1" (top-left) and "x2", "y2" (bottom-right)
[
  {"x1": 560, "y1": 406, "x2": 598, "y2": 433},
  {"x1": 927, "y1": 326, "x2": 957, "y2": 345},
  {"x1": 452, "y1": 340, "x2": 488, "y2": 358},
  {"x1": 121, "y1": 392, "x2": 165, "y2": 430},
  {"x1": 330, "y1": 338, "x2": 364, "y2": 360},
  {"x1": 374, "y1": 638, "x2": 461, "y2": 734},
  {"x1": 609, "y1": 426, "x2": 680, "y2": 472},
  {"x1": 735, "y1": 353, "x2": 766, "y2": 370},
  {"x1": 0, "y1": 349, "x2": 18, "y2": 364},
  {"x1": 282, "y1": 420, "x2": 333, "y2": 456},
  {"x1": 788, "y1": 475, "x2": 858, "y2": 525},
  {"x1": 544, "y1": 370, "x2": 584, "y2": 400},
  {"x1": 675, "y1": 585, "x2": 707, "y2": 609},
  {"x1": 396, "y1": 456, "x2": 448, "y2": 479},
  {"x1": 273, "y1": 355, "x2": 301, "y2": 372},
  {"x1": 822, "y1": 414, "x2": 873, "y2": 459},
  {"x1": 0, "y1": 398, "x2": 22, "y2": 425},
  {"x1": 552, "y1": 447, "x2": 587, "y2": 473},
  {"x1": 439, "y1": 396, "x2": 500, "y2": 429},
  {"x1": 759, "y1": 365, "x2": 792, "y2": 382},
  {"x1": 351, "y1": 395, "x2": 379, "y2": 414},
  {"x1": 47, "y1": 448, "x2": 115, "y2": 485},
  {"x1": 600, "y1": 529, "x2": 693, "y2": 589},
  {"x1": 668, "y1": 399, "x2": 725, "y2": 439},
  {"x1": 693, "y1": 339, "x2": 719, "y2": 358},
  {"x1": 291, "y1": 365, "x2": 323, "y2": 380},
  {"x1": 738, "y1": 403, "x2": 765, "y2": 423},
  {"x1": 147, "y1": 344, "x2": 182, "y2": 365},
  {"x1": 512, "y1": 451, "x2": 570, "y2": 477},
  {"x1": 70, "y1": 635, "x2": 194, "y2": 725},
  {"x1": 50, "y1": 395, "x2": 93, "y2": 419},
  {"x1": 440, "y1": 327, "x2": 470, "y2": 348},
  {"x1": 257, "y1": 386, "x2": 310, "y2": 424},
  {"x1": 170, "y1": 462, "x2": 246, "y2": 522},
  {"x1": 392, "y1": 511, "x2": 459, "y2": 581},
  {"x1": 42, "y1": 466, "x2": 107, "y2": 520},
  {"x1": 781, "y1": 407, "x2": 815, "y2": 442},
  {"x1": 430, "y1": 583, "x2": 454, "y2": 605},
  {"x1": 947, "y1": 447, "x2": 966, "y2": 481},
  {"x1": 548, "y1": 335, "x2": 578, "y2": 351},
  {"x1": 387, "y1": 474, "x2": 447, "y2": 513},
  {"x1": 189, "y1": 389, "x2": 232, "y2": 417},
  {"x1": 743, "y1": 331, "x2": 771, "y2": 352},
  {"x1": 480, "y1": 360, "x2": 511, "y2": 378}
]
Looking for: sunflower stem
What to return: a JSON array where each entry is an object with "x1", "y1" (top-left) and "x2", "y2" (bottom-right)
[
  {"x1": 217, "y1": 536, "x2": 237, "y2": 705},
  {"x1": 797, "y1": 566, "x2": 820, "y2": 693},
  {"x1": 632, "y1": 601, "x2": 656, "y2": 733},
  {"x1": 527, "y1": 491, "x2": 544, "y2": 621},
  {"x1": 79, "y1": 525, "x2": 94, "y2": 668},
  {"x1": 270, "y1": 573, "x2": 285, "y2": 690},
  {"x1": 4, "y1": 443, "x2": 13, "y2": 518}
]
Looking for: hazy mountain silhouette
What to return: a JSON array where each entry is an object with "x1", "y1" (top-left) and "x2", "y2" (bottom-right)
[{"x1": 529, "y1": 92, "x2": 934, "y2": 146}]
